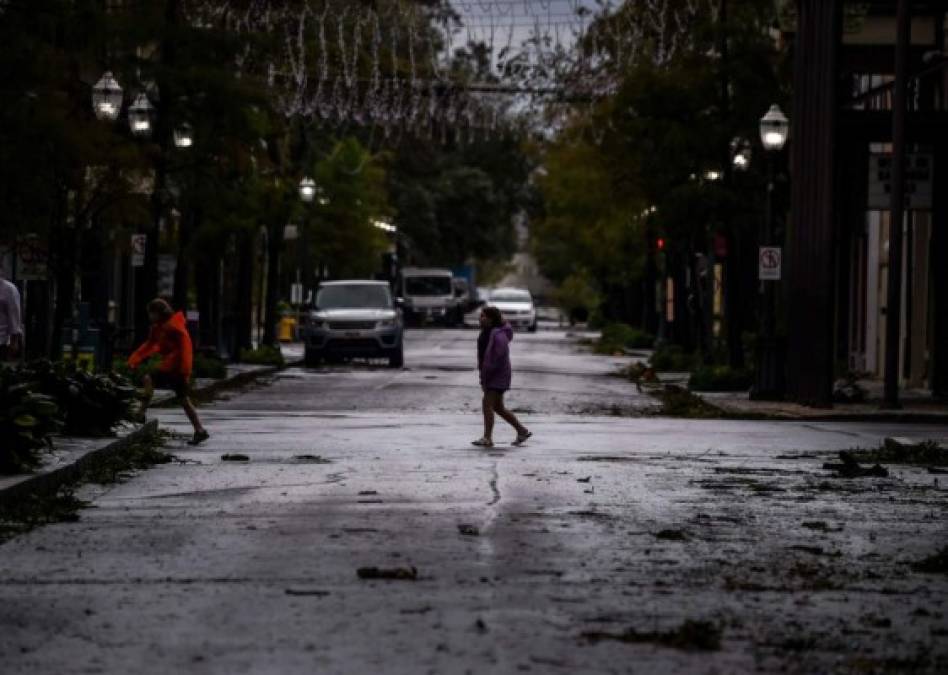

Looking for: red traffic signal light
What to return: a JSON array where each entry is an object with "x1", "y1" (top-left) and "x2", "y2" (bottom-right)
[{"x1": 656, "y1": 237, "x2": 666, "y2": 251}]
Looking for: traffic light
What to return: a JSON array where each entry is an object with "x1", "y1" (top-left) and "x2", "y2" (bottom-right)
[{"x1": 656, "y1": 237, "x2": 666, "y2": 252}]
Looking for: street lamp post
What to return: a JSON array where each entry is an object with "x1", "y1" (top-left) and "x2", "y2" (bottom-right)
[
  {"x1": 128, "y1": 93, "x2": 154, "y2": 137},
  {"x1": 173, "y1": 122, "x2": 194, "y2": 149},
  {"x1": 753, "y1": 104, "x2": 789, "y2": 400},
  {"x1": 299, "y1": 176, "x2": 317, "y2": 203},
  {"x1": 92, "y1": 71, "x2": 124, "y2": 122}
]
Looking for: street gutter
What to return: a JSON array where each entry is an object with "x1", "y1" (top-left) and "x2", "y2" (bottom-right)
[{"x1": 152, "y1": 358, "x2": 302, "y2": 407}]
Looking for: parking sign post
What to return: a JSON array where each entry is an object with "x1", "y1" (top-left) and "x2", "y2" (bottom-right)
[{"x1": 759, "y1": 246, "x2": 782, "y2": 281}]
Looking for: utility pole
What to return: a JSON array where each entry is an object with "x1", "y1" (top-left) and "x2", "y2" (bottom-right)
[{"x1": 883, "y1": 0, "x2": 911, "y2": 409}]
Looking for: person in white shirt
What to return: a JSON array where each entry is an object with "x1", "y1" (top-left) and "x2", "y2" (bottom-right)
[{"x1": 0, "y1": 275, "x2": 23, "y2": 362}]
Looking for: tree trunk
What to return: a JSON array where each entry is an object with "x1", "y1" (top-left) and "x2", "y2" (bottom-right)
[
  {"x1": 49, "y1": 191, "x2": 78, "y2": 360},
  {"x1": 262, "y1": 220, "x2": 284, "y2": 346},
  {"x1": 172, "y1": 205, "x2": 200, "y2": 311},
  {"x1": 235, "y1": 231, "x2": 255, "y2": 356},
  {"x1": 725, "y1": 232, "x2": 744, "y2": 368}
]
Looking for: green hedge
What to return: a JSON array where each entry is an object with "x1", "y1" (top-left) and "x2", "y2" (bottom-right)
[
  {"x1": 239, "y1": 345, "x2": 285, "y2": 367},
  {"x1": 688, "y1": 365, "x2": 753, "y2": 392},
  {"x1": 595, "y1": 323, "x2": 655, "y2": 354},
  {"x1": 649, "y1": 345, "x2": 698, "y2": 372},
  {"x1": 193, "y1": 353, "x2": 227, "y2": 379}
]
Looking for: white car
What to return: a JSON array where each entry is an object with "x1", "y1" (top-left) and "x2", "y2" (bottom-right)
[{"x1": 487, "y1": 288, "x2": 538, "y2": 332}]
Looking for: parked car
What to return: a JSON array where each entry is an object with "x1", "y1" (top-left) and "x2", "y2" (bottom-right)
[
  {"x1": 463, "y1": 286, "x2": 491, "y2": 328},
  {"x1": 398, "y1": 267, "x2": 461, "y2": 326},
  {"x1": 487, "y1": 288, "x2": 538, "y2": 332},
  {"x1": 302, "y1": 280, "x2": 404, "y2": 368}
]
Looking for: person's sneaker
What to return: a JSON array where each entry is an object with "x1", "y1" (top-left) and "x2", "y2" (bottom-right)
[
  {"x1": 512, "y1": 431, "x2": 533, "y2": 447},
  {"x1": 188, "y1": 430, "x2": 210, "y2": 446},
  {"x1": 471, "y1": 437, "x2": 494, "y2": 448}
]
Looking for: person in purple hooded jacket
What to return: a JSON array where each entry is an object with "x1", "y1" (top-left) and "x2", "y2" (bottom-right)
[{"x1": 473, "y1": 306, "x2": 532, "y2": 448}]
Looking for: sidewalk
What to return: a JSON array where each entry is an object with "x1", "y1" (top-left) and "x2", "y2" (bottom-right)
[
  {"x1": 695, "y1": 388, "x2": 948, "y2": 423},
  {"x1": 1, "y1": 344, "x2": 302, "y2": 505}
]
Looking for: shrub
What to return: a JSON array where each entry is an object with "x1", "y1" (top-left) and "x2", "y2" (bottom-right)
[
  {"x1": 688, "y1": 365, "x2": 753, "y2": 392},
  {"x1": 239, "y1": 345, "x2": 285, "y2": 367},
  {"x1": 112, "y1": 355, "x2": 161, "y2": 385},
  {"x1": 554, "y1": 272, "x2": 601, "y2": 326},
  {"x1": 659, "y1": 386, "x2": 722, "y2": 418},
  {"x1": 192, "y1": 353, "x2": 227, "y2": 379},
  {"x1": 596, "y1": 324, "x2": 655, "y2": 354},
  {"x1": 0, "y1": 369, "x2": 62, "y2": 474},
  {"x1": 650, "y1": 345, "x2": 698, "y2": 372},
  {"x1": 18, "y1": 360, "x2": 137, "y2": 437}
]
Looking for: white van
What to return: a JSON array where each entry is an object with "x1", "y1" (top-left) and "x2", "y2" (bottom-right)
[{"x1": 399, "y1": 267, "x2": 460, "y2": 326}]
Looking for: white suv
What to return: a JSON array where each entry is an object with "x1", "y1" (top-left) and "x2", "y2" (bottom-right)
[{"x1": 302, "y1": 281, "x2": 404, "y2": 368}]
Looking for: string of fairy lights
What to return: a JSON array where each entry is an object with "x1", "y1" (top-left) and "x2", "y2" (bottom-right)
[{"x1": 179, "y1": 0, "x2": 718, "y2": 141}]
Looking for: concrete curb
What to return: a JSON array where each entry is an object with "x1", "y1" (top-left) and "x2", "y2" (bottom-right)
[
  {"x1": 691, "y1": 393, "x2": 948, "y2": 424},
  {"x1": 0, "y1": 421, "x2": 160, "y2": 509}
]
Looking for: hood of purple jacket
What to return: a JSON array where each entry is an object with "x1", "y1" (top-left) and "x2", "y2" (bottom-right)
[{"x1": 494, "y1": 323, "x2": 514, "y2": 342}]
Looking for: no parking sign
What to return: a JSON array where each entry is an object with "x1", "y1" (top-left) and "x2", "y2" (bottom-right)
[{"x1": 759, "y1": 246, "x2": 782, "y2": 281}]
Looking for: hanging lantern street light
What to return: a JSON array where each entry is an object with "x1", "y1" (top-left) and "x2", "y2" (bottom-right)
[
  {"x1": 92, "y1": 71, "x2": 124, "y2": 122},
  {"x1": 299, "y1": 176, "x2": 317, "y2": 203},
  {"x1": 173, "y1": 122, "x2": 194, "y2": 148},
  {"x1": 128, "y1": 93, "x2": 154, "y2": 137},
  {"x1": 759, "y1": 104, "x2": 790, "y2": 152}
]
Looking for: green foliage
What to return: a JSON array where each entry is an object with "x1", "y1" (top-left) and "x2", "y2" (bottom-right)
[
  {"x1": 112, "y1": 356, "x2": 161, "y2": 386},
  {"x1": 192, "y1": 353, "x2": 227, "y2": 380},
  {"x1": 239, "y1": 346, "x2": 285, "y2": 367},
  {"x1": 532, "y1": 2, "x2": 784, "y2": 328},
  {"x1": 286, "y1": 137, "x2": 390, "y2": 280},
  {"x1": 650, "y1": 345, "x2": 699, "y2": 372},
  {"x1": 17, "y1": 361, "x2": 137, "y2": 437},
  {"x1": 688, "y1": 365, "x2": 753, "y2": 392},
  {"x1": 0, "y1": 369, "x2": 62, "y2": 474},
  {"x1": 555, "y1": 272, "x2": 603, "y2": 323},
  {"x1": 596, "y1": 324, "x2": 655, "y2": 354},
  {"x1": 388, "y1": 132, "x2": 532, "y2": 267},
  {"x1": 659, "y1": 386, "x2": 723, "y2": 419}
]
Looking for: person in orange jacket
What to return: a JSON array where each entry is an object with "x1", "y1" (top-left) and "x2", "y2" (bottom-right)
[{"x1": 129, "y1": 298, "x2": 209, "y2": 445}]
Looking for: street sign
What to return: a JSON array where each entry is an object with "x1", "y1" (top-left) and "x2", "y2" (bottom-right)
[
  {"x1": 759, "y1": 246, "x2": 782, "y2": 281},
  {"x1": 291, "y1": 283, "x2": 303, "y2": 305},
  {"x1": 158, "y1": 255, "x2": 176, "y2": 296},
  {"x1": 868, "y1": 152, "x2": 933, "y2": 210},
  {"x1": 131, "y1": 234, "x2": 146, "y2": 267},
  {"x1": 1, "y1": 236, "x2": 48, "y2": 280}
]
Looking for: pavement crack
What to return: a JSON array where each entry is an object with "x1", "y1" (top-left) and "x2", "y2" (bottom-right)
[{"x1": 488, "y1": 461, "x2": 501, "y2": 506}]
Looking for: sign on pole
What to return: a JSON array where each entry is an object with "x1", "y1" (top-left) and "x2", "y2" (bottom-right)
[
  {"x1": 868, "y1": 152, "x2": 933, "y2": 210},
  {"x1": 291, "y1": 283, "x2": 303, "y2": 306},
  {"x1": 131, "y1": 234, "x2": 147, "y2": 267},
  {"x1": 759, "y1": 246, "x2": 782, "y2": 281}
]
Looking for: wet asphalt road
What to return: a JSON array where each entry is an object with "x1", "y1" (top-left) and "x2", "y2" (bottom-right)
[{"x1": 1, "y1": 329, "x2": 946, "y2": 674}]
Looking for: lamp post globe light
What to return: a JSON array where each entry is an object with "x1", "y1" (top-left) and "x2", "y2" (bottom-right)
[
  {"x1": 128, "y1": 93, "x2": 154, "y2": 137},
  {"x1": 759, "y1": 104, "x2": 789, "y2": 152},
  {"x1": 92, "y1": 71, "x2": 124, "y2": 122},
  {"x1": 299, "y1": 176, "x2": 317, "y2": 203},
  {"x1": 173, "y1": 122, "x2": 194, "y2": 148}
]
